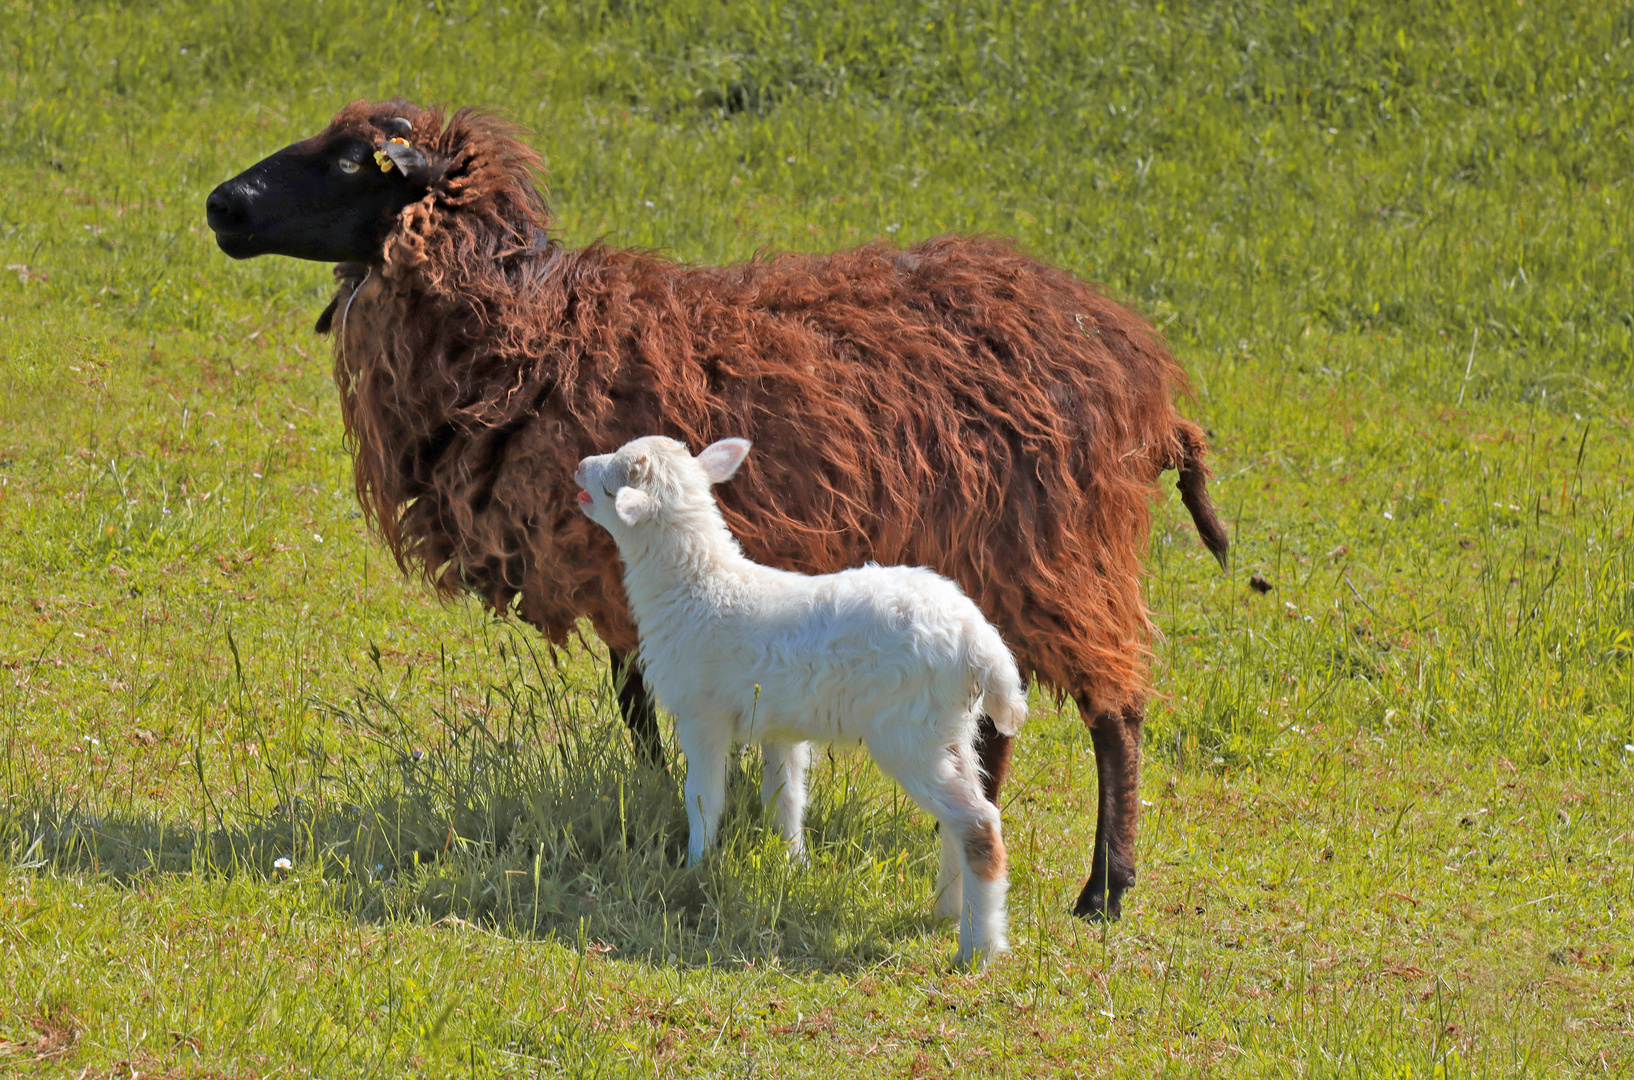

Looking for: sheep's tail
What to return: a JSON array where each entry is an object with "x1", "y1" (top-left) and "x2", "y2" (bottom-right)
[
  {"x1": 965, "y1": 618, "x2": 1028, "y2": 736},
  {"x1": 1165, "y1": 418, "x2": 1231, "y2": 571}
]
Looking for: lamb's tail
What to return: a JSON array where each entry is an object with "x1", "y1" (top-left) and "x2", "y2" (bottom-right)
[
  {"x1": 965, "y1": 618, "x2": 1028, "y2": 736},
  {"x1": 1165, "y1": 418, "x2": 1230, "y2": 571}
]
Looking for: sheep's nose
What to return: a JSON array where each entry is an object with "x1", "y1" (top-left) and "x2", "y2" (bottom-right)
[{"x1": 205, "y1": 182, "x2": 250, "y2": 233}]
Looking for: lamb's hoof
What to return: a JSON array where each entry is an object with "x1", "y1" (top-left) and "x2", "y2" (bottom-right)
[
  {"x1": 951, "y1": 943, "x2": 1002, "y2": 973},
  {"x1": 1072, "y1": 883, "x2": 1124, "y2": 923}
]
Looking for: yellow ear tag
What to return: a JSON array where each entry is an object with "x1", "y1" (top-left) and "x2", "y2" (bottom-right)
[{"x1": 375, "y1": 137, "x2": 411, "y2": 173}]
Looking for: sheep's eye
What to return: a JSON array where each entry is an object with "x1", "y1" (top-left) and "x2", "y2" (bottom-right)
[
  {"x1": 602, "y1": 484, "x2": 617, "y2": 498},
  {"x1": 337, "y1": 158, "x2": 362, "y2": 175}
]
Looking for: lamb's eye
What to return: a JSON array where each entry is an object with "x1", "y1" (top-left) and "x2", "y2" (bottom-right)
[{"x1": 337, "y1": 158, "x2": 362, "y2": 175}]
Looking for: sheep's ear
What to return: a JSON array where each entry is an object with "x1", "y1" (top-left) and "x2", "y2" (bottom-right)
[
  {"x1": 314, "y1": 295, "x2": 340, "y2": 335},
  {"x1": 614, "y1": 487, "x2": 656, "y2": 526},
  {"x1": 378, "y1": 137, "x2": 431, "y2": 183},
  {"x1": 697, "y1": 438, "x2": 751, "y2": 485}
]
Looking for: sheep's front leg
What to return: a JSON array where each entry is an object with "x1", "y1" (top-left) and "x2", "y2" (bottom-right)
[
  {"x1": 676, "y1": 719, "x2": 732, "y2": 866},
  {"x1": 760, "y1": 740, "x2": 811, "y2": 859},
  {"x1": 609, "y1": 647, "x2": 663, "y2": 767}
]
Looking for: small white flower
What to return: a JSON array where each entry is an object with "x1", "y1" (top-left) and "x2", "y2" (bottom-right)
[
  {"x1": 884, "y1": 223, "x2": 900, "y2": 233},
  {"x1": 1382, "y1": 511, "x2": 1394, "y2": 520},
  {"x1": 1624, "y1": 744, "x2": 1634, "y2": 753},
  {"x1": 785, "y1": 155, "x2": 796, "y2": 164},
  {"x1": 312, "y1": 533, "x2": 323, "y2": 543},
  {"x1": 273, "y1": 857, "x2": 292, "y2": 871},
  {"x1": 643, "y1": 200, "x2": 655, "y2": 208},
  {"x1": 1327, "y1": 127, "x2": 1338, "y2": 134}
]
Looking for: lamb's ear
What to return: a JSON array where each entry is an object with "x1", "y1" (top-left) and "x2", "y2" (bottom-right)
[
  {"x1": 614, "y1": 487, "x2": 656, "y2": 526},
  {"x1": 696, "y1": 438, "x2": 752, "y2": 485}
]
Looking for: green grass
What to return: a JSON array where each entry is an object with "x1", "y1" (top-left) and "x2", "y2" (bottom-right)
[{"x1": 1, "y1": 0, "x2": 1632, "y2": 1075}]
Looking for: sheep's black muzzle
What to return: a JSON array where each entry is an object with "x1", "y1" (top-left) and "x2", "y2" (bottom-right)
[
  {"x1": 205, "y1": 180, "x2": 266, "y2": 259},
  {"x1": 204, "y1": 185, "x2": 250, "y2": 236}
]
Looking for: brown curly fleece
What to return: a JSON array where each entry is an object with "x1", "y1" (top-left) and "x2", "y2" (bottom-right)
[{"x1": 318, "y1": 99, "x2": 1225, "y2": 720}]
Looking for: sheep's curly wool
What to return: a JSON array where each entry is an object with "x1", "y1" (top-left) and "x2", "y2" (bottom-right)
[{"x1": 321, "y1": 99, "x2": 1220, "y2": 714}]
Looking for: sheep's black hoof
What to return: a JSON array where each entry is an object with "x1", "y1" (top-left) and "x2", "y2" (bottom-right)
[{"x1": 1072, "y1": 882, "x2": 1123, "y2": 923}]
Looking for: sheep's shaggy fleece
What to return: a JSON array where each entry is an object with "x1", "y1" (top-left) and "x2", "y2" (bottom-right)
[
  {"x1": 575, "y1": 435, "x2": 1026, "y2": 967},
  {"x1": 321, "y1": 99, "x2": 1223, "y2": 717}
]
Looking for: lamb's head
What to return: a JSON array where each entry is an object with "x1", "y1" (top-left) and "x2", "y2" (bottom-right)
[{"x1": 574, "y1": 436, "x2": 751, "y2": 540}]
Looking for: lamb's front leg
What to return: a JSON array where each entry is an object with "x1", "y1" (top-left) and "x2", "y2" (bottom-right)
[
  {"x1": 676, "y1": 719, "x2": 732, "y2": 866},
  {"x1": 760, "y1": 740, "x2": 811, "y2": 859}
]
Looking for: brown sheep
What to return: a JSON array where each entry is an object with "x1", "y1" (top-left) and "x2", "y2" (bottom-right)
[{"x1": 205, "y1": 98, "x2": 1228, "y2": 923}]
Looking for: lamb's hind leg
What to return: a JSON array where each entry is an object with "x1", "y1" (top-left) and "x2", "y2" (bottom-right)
[
  {"x1": 874, "y1": 738, "x2": 1009, "y2": 970},
  {"x1": 1073, "y1": 699, "x2": 1143, "y2": 922},
  {"x1": 760, "y1": 740, "x2": 811, "y2": 859},
  {"x1": 934, "y1": 819, "x2": 963, "y2": 920}
]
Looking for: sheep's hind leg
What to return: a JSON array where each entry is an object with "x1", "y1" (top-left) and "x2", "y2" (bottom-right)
[
  {"x1": 873, "y1": 739, "x2": 1009, "y2": 970},
  {"x1": 609, "y1": 647, "x2": 664, "y2": 767},
  {"x1": 1073, "y1": 699, "x2": 1142, "y2": 923},
  {"x1": 675, "y1": 720, "x2": 732, "y2": 866},
  {"x1": 760, "y1": 740, "x2": 811, "y2": 859},
  {"x1": 972, "y1": 714, "x2": 1014, "y2": 806}
]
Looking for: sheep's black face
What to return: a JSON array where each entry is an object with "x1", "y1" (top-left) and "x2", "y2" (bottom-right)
[{"x1": 206, "y1": 132, "x2": 422, "y2": 263}]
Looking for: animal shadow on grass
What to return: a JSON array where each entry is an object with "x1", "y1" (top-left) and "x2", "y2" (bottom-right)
[{"x1": 4, "y1": 652, "x2": 944, "y2": 972}]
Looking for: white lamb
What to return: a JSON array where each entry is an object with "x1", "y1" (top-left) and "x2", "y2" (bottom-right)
[{"x1": 574, "y1": 435, "x2": 1028, "y2": 969}]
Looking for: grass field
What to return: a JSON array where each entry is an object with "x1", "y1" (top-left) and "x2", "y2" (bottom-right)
[{"x1": 2, "y1": 0, "x2": 1632, "y2": 1075}]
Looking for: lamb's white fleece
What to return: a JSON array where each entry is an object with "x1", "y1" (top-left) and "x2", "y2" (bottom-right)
[{"x1": 575, "y1": 435, "x2": 1027, "y2": 969}]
